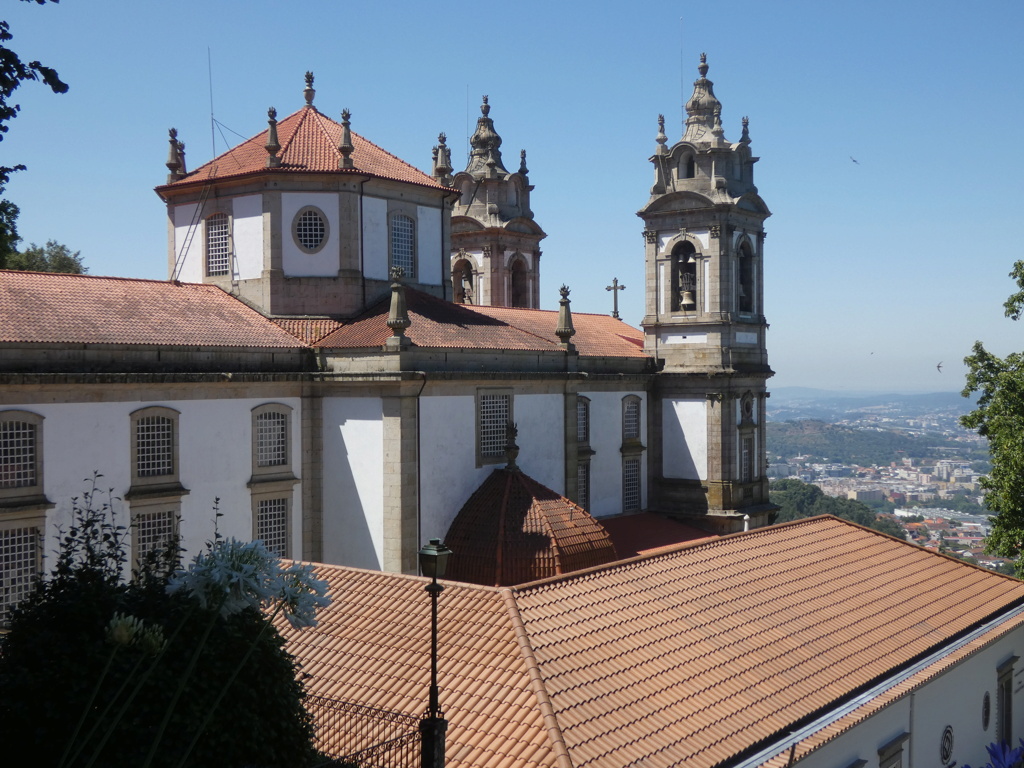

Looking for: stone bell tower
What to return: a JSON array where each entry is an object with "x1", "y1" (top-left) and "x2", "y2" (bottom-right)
[
  {"x1": 441, "y1": 96, "x2": 546, "y2": 307},
  {"x1": 639, "y1": 54, "x2": 775, "y2": 534}
]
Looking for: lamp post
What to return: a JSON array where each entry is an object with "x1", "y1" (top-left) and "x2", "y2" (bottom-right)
[{"x1": 418, "y1": 538, "x2": 452, "y2": 768}]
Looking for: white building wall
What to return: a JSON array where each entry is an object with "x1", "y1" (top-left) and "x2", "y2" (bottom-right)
[
  {"x1": 281, "y1": 192, "x2": 340, "y2": 277},
  {"x1": 23, "y1": 397, "x2": 302, "y2": 571},
  {"x1": 172, "y1": 203, "x2": 202, "y2": 283},
  {"x1": 791, "y1": 623, "x2": 1024, "y2": 768},
  {"x1": 417, "y1": 205, "x2": 442, "y2": 285},
  {"x1": 320, "y1": 397, "x2": 384, "y2": 570},
  {"x1": 232, "y1": 194, "x2": 264, "y2": 281},
  {"x1": 419, "y1": 393, "x2": 565, "y2": 541},
  {"x1": 362, "y1": 197, "x2": 388, "y2": 280},
  {"x1": 663, "y1": 397, "x2": 707, "y2": 481},
  {"x1": 585, "y1": 391, "x2": 648, "y2": 518}
]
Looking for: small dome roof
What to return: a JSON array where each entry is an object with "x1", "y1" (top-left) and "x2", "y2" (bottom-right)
[{"x1": 444, "y1": 468, "x2": 618, "y2": 587}]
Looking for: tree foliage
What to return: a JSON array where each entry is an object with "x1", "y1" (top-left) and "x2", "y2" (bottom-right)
[
  {"x1": 962, "y1": 260, "x2": 1024, "y2": 575},
  {"x1": 4, "y1": 238, "x2": 86, "y2": 272},
  {"x1": 769, "y1": 478, "x2": 906, "y2": 539},
  {"x1": 0, "y1": 484, "x2": 320, "y2": 768}
]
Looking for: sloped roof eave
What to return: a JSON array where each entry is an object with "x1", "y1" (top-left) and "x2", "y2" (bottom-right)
[{"x1": 155, "y1": 167, "x2": 456, "y2": 198}]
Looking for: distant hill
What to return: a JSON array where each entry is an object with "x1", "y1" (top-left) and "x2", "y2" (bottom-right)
[
  {"x1": 767, "y1": 420, "x2": 983, "y2": 465},
  {"x1": 767, "y1": 388, "x2": 974, "y2": 423}
]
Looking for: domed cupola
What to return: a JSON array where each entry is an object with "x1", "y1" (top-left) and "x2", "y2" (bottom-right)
[{"x1": 683, "y1": 53, "x2": 726, "y2": 145}]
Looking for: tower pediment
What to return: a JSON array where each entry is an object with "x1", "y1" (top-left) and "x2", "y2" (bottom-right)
[{"x1": 640, "y1": 190, "x2": 715, "y2": 215}]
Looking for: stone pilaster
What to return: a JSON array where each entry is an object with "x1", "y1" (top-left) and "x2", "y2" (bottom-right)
[{"x1": 381, "y1": 395, "x2": 419, "y2": 574}]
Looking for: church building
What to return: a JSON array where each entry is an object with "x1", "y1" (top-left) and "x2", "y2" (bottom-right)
[{"x1": 0, "y1": 59, "x2": 772, "y2": 621}]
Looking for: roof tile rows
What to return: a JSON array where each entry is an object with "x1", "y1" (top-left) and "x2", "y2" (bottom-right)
[
  {"x1": 315, "y1": 289, "x2": 648, "y2": 358},
  {"x1": 159, "y1": 106, "x2": 449, "y2": 191},
  {"x1": 0, "y1": 270, "x2": 301, "y2": 348},
  {"x1": 444, "y1": 468, "x2": 619, "y2": 586},
  {"x1": 283, "y1": 516, "x2": 1024, "y2": 768}
]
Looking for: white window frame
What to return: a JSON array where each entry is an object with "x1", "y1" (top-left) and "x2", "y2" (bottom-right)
[
  {"x1": 389, "y1": 213, "x2": 416, "y2": 278},
  {"x1": 0, "y1": 410, "x2": 46, "y2": 507},
  {"x1": 254, "y1": 496, "x2": 290, "y2": 558},
  {"x1": 476, "y1": 389, "x2": 513, "y2": 467},
  {"x1": 205, "y1": 212, "x2": 231, "y2": 277}
]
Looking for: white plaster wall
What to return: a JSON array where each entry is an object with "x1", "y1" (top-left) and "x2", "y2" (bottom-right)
[
  {"x1": 663, "y1": 398, "x2": 707, "y2": 481},
  {"x1": 362, "y1": 196, "x2": 388, "y2": 280},
  {"x1": 585, "y1": 391, "x2": 648, "y2": 518},
  {"x1": 793, "y1": 625, "x2": 1024, "y2": 768},
  {"x1": 232, "y1": 194, "x2": 264, "y2": 281},
  {"x1": 320, "y1": 398, "x2": 384, "y2": 570},
  {"x1": 15, "y1": 397, "x2": 302, "y2": 573},
  {"x1": 417, "y1": 205, "x2": 442, "y2": 285},
  {"x1": 172, "y1": 203, "x2": 202, "y2": 283},
  {"x1": 419, "y1": 393, "x2": 565, "y2": 541},
  {"x1": 281, "y1": 192, "x2": 340, "y2": 277}
]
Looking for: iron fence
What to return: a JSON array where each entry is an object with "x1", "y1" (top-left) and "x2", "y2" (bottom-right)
[{"x1": 307, "y1": 694, "x2": 421, "y2": 768}]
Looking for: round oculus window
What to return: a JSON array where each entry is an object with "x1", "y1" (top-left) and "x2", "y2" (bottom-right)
[{"x1": 294, "y1": 208, "x2": 327, "y2": 252}]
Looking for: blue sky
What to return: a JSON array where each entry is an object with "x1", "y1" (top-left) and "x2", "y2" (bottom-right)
[{"x1": 3, "y1": 0, "x2": 1022, "y2": 393}]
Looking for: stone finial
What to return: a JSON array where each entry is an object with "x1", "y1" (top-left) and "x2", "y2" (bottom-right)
[
  {"x1": 176, "y1": 138, "x2": 187, "y2": 177},
  {"x1": 555, "y1": 284, "x2": 577, "y2": 351},
  {"x1": 432, "y1": 132, "x2": 453, "y2": 185},
  {"x1": 655, "y1": 114, "x2": 668, "y2": 154},
  {"x1": 698, "y1": 52, "x2": 708, "y2": 77},
  {"x1": 339, "y1": 109, "x2": 354, "y2": 169},
  {"x1": 504, "y1": 421, "x2": 520, "y2": 471},
  {"x1": 265, "y1": 107, "x2": 281, "y2": 168},
  {"x1": 519, "y1": 149, "x2": 529, "y2": 176},
  {"x1": 304, "y1": 71, "x2": 315, "y2": 107},
  {"x1": 740, "y1": 116, "x2": 751, "y2": 144},
  {"x1": 385, "y1": 267, "x2": 411, "y2": 349},
  {"x1": 166, "y1": 128, "x2": 183, "y2": 182},
  {"x1": 481, "y1": 95, "x2": 490, "y2": 116}
]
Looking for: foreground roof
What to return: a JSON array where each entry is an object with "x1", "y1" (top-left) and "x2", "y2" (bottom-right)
[
  {"x1": 157, "y1": 105, "x2": 449, "y2": 192},
  {"x1": 283, "y1": 516, "x2": 1024, "y2": 768},
  {"x1": 315, "y1": 289, "x2": 648, "y2": 358},
  {"x1": 0, "y1": 271, "x2": 302, "y2": 348},
  {"x1": 444, "y1": 466, "x2": 618, "y2": 586}
]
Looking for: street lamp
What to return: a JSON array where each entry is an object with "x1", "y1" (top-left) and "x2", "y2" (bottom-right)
[{"x1": 418, "y1": 538, "x2": 452, "y2": 768}]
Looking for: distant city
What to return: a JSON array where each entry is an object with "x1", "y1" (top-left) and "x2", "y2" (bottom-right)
[{"x1": 766, "y1": 388, "x2": 1005, "y2": 570}]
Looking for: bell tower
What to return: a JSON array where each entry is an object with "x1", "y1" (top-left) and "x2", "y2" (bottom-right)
[
  {"x1": 639, "y1": 54, "x2": 775, "y2": 534},
  {"x1": 444, "y1": 97, "x2": 546, "y2": 307}
]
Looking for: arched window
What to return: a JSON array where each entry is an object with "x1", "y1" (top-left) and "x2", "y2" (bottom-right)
[
  {"x1": 509, "y1": 258, "x2": 528, "y2": 308},
  {"x1": 738, "y1": 241, "x2": 754, "y2": 313},
  {"x1": 680, "y1": 154, "x2": 696, "y2": 179},
  {"x1": 205, "y1": 213, "x2": 230, "y2": 277},
  {"x1": 452, "y1": 258, "x2": 474, "y2": 304},
  {"x1": 390, "y1": 214, "x2": 416, "y2": 278},
  {"x1": 671, "y1": 241, "x2": 698, "y2": 312}
]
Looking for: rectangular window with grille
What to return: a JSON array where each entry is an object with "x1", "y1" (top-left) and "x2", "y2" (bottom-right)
[
  {"x1": 741, "y1": 436, "x2": 754, "y2": 483},
  {"x1": 136, "y1": 416, "x2": 174, "y2": 477},
  {"x1": 256, "y1": 411, "x2": 288, "y2": 467},
  {"x1": 1, "y1": 420, "x2": 36, "y2": 488},
  {"x1": 623, "y1": 456, "x2": 641, "y2": 513},
  {"x1": 257, "y1": 497, "x2": 289, "y2": 558},
  {"x1": 206, "y1": 213, "x2": 230, "y2": 276},
  {"x1": 623, "y1": 397, "x2": 641, "y2": 441},
  {"x1": 133, "y1": 509, "x2": 177, "y2": 563},
  {"x1": 577, "y1": 461, "x2": 590, "y2": 510},
  {"x1": 1, "y1": 525, "x2": 40, "y2": 624},
  {"x1": 577, "y1": 398, "x2": 589, "y2": 444},
  {"x1": 390, "y1": 214, "x2": 416, "y2": 277},
  {"x1": 478, "y1": 392, "x2": 511, "y2": 463}
]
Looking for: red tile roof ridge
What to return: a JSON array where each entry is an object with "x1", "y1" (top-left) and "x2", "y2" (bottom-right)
[
  {"x1": 0, "y1": 269, "x2": 210, "y2": 287},
  {"x1": 497, "y1": 587, "x2": 575, "y2": 768}
]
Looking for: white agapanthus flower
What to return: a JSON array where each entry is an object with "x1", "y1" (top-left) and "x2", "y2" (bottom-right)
[{"x1": 167, "y1": 538, "x2": 330, "y2": 626}]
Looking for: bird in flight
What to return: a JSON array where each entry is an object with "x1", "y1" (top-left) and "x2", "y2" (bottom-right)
[
  {"x1": 937, "y1": 362, "x2": 943, "y2": 373},
  {"x1": 850, "y1": 156, "x2": 860, "y2": 165}
]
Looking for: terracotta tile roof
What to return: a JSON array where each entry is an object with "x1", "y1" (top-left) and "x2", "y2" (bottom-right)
[
  {"x1": 272, "y1": 317, "x2": 343, "y2": 345},
  {"x1": 0, "y1": 270, "x2": 303, "y2": 348},
  {"x1": 279, "y1": 567, "x2": 563, "y2": 768},
  {"x1": 511, "y1": 516, "x2": 1024, "y2": 768},
  {"x1": 598, "y1": 512, "x2": 717, "y2": 557},
  {"x1": 315, "y1": 289, "x2": 649, "y2": 358},
  {"x1": 158, "y1": 106, "x2": 449, "y2": 192},
  {"x1": 444, "y1": 467, "x2": 619, "y2": 586},
  {"x1": 283, "y1": 516, "x2": 1024, "y2": 768}
]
